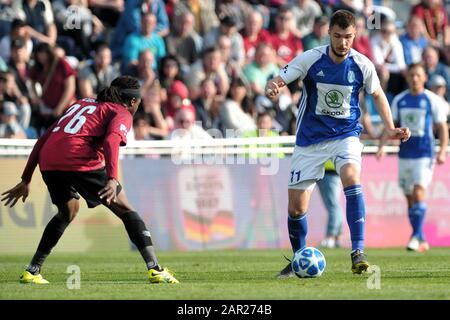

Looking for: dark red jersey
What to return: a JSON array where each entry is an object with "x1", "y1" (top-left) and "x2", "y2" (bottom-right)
[{"x1": 22, "y1": 98, "x2": 132, "y2": 183}]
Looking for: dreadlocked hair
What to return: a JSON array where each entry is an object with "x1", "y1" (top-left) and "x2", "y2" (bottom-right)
[{"x1": 97, "y1": 76, "x2": 140, "y2": 107}]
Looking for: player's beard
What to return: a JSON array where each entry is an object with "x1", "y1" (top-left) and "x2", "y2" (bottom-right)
[{"x1": 330, "y1": 44, "x2": 349, "y2": 58}]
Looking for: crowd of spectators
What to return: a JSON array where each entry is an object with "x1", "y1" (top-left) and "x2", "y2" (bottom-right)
[{"x1": 0, "y1": 0, "x2": 449, "y2": 141}]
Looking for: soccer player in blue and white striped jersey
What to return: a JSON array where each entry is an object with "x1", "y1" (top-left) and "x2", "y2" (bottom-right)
[
  {"x1": 377, "y1": 63, "x2": 448, "y2": 253},
  {"x1": 265, "y1": 10, "x2": 411, "y2": 276}
]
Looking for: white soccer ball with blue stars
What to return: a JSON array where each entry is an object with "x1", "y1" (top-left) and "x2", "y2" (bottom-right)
[{"x1": 291, "y1": 247, "x2": 326, "y2": 278}]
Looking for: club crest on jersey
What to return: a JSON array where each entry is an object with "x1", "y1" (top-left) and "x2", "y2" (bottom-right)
[
  {"x1": 347, "y1": 70, "x2": 355, "y2": 83},
  {"x1": 325, "y1": 90, "x2": 344, "y2": 108},
  {"x1": 420, "y1": 99, "x2": 427, "y2": 109}
]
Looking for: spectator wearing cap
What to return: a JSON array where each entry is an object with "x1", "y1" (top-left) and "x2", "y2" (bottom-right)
[
  {"x1": 423, "y1": 46, "x2": 450, "y2": 95},
  {"x1": 203, "y1": 15, "x2": 245, "y2": 68},
  {"x1": 302, "y1": 15, "x2": 330, "y2": 51},
  {"x1": 78, "y1": 43, "x2": 119, "y2": 98},
  {"x1": 428, "y1": 74, "x2": 450, "y2": 127},
  {"x1": 429, "y1": 74, "x2": 448, "y2": 101},
  {"x1": 0, "y1": 19, "x2": 33, "y2": 62},
  {"x1": 170, "y1": 108, "x2": 212, "y2": 140},
  {"x1": 270, "y1": 5, "x2": 303, "y2": 67},
  {"x1": 0, "y1": 101, "x2": 27, "y2": 139},
  {"x1": 400, "y1": 15, "x2": 429, "y2": 66},
  {"x1": 291, "y1": 0, "x2": 323, "y2": 38},
  {"x1": 163, "y1": 80, "x2": 196, "y2": 130},
  {"x1": 122, "y1": 12, "x2": 166, "y2": 73}
]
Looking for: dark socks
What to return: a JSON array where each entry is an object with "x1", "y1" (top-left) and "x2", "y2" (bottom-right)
[
  {"x1": 120, "y1": 211, "x2": 159, "y2": 270},
  {"x1": 27, "y1": 214, "x2": 70, "y2": 274}
]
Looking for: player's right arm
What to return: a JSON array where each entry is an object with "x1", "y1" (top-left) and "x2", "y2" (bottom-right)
[
  {"x1": 1, "y1": 123, "x2": 56, "y2": 207},
  {"x1": 265, "y1": 76, "x2": 287, "y2": 98},
  {"x1": 265, "y1": 49, "x2": 320, "y2": 99}
]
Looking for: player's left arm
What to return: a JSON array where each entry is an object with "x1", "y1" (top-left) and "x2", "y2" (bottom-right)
[
  {"x1": 435, "y1": 121, "x2": 448, "y2": 164},
  {"x1": 371, "y1": 87, "x2": 411, "y2": 142},
  {"x1": 361, "y1": 55, "x2": 410, "y2": 142},
  {"x1": 431, "y1": 94, "x2": 449, "y2": 165}
]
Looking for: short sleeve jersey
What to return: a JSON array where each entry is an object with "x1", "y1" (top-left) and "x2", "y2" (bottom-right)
[
  {"x1": 279, "y1": 45, "x2": 380, "y2": 146},
  {"x1": 39, "y1": 98, "x2": 132, "y2": 172},
  {"x1": 391, "y1": 89, "x2": 447, "y2": 159}
]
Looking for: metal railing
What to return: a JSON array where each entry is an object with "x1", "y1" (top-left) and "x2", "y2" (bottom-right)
[{"x1": 0, "y1": 137, "x2": 398, "y2": 157}]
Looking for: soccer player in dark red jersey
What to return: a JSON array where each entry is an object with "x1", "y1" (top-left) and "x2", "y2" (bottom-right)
[{"x1": 1, "y1": 76, "x2": 179, "y2": 284}]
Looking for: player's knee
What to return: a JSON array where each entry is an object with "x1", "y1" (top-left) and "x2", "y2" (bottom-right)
[
  {"x1": 341, "y1": 174, "x2": 360, "y2": 188},
  {"x1": 412, "y1": 186, "x2": 426, "y2": 202},
  {"x1": 339, "y1": 165, "x2": 361, "y2": 187},
  {"x1": 288, "y1": 202, "x2": 307, "y2": 218},
  {"x1": 58, "y1": 201, "x2": 79, "y2": 223}
]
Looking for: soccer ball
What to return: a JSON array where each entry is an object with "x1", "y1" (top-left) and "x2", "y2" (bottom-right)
[{"x1": 291, "y1": 247, "x2": 326, "y2": 278}]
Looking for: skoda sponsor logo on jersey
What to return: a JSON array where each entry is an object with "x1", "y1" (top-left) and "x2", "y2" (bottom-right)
[
  {"x1": 325, "y1": 90, "x2": 344, "y2": 108},
  {"x1": 347, "y1": 70, "x2": 355, "y2": 83},
  {"x1": 316, "y1": 82, "x2": 351, "y2": 119}
]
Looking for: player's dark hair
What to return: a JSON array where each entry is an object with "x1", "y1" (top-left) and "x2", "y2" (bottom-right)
[
  {"x1": 97, "y1": 76, "x2": 141, "y2": 107},
  {"x1": 330, "y1": 10, "x2": 356, "y2": 29},
  {"x1": 408, "y1": 62, "x2": 427, "y2": 73}
]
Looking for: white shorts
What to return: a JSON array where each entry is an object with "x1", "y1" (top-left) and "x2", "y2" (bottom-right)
[
  {"x1": 288, "y1": 136, "x2": 364, "y2": 191},
  {"x1": 399, "y1": 157, "x2": 434, "y2": 195}
]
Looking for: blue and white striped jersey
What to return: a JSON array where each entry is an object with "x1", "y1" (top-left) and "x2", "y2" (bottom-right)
[
  {"x1": 279, "y1": 45, "x2": 380, "y2": 146},
  {"x1": 391, "y1": 89, "x2": 447, "y2": 159}
]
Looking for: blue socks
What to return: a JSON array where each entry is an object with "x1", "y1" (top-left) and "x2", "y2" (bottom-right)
[
  {"x1": 408, "y1": 202, "x2": 426, "y2": 241},
  {"x1": 288, "y1": 215, "x2": 308, "y2": 252},
  {"x1": 344, "y1": 185, "x2": 365, "y2": 252}
]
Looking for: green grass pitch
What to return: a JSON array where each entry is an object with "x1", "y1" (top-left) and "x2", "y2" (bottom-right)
[{"x1": 1, "y1": 248, "x2": 449, "y2": 300}]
